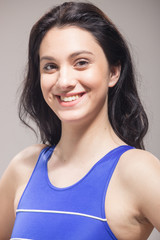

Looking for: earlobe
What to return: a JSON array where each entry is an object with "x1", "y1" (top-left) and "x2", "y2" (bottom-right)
[{"x1": 108, "y1": 65, "x2": 121, "y2": 87}]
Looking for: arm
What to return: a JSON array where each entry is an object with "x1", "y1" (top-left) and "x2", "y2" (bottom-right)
[
  {"x1": 122, "y1": 149, "x2": 160, "y2": 231},
  {"x1": 136, "y1": 151, "x2": 160, "y2": 231},
  {"x1": 0, "y1": 144, "x2": 46, "y2": 239},
  {"x1": 0, "y1": 161, "x2": 17, "y2": 239}
]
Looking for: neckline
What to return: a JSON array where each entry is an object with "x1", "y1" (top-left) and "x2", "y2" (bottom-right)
[{"x1": 45, "y1": 145, "x2": 132, "y2": 191}]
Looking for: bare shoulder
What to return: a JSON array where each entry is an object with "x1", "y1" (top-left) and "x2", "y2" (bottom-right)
[
  {"x1": 118, "y1": 148, "x2": 160, "y2": 231},
  {"x1": 118, "y1": 148, "x2": 160, "y2": 182},
  {"x1": 0, "y1": 143, "x2": 47, "y2": 196},
  {"x1": 12, "y1": 143, "x2": 47, "y2": 165},
  {"x1": 4, "y1": 144, "x2": 47, "y2": 182},
  {"x1": 11, "y1": 144, "x2": 47, "y2": 173}
]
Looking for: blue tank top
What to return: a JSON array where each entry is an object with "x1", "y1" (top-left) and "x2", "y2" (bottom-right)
[{"x1": 11, "y1": 145, "x2": 134, "y2": 240}]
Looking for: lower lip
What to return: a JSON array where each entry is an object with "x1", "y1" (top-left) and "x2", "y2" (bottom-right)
[{"x1": 56, "y1": 94, "x2": 86, "y2": 107}]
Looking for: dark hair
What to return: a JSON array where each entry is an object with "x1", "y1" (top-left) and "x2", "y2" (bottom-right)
[{"x1": 19, "y1": 1, "x2": 148, "y2": 149}]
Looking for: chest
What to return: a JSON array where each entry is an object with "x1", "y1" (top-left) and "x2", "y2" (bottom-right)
[
  {"x1": 13, "y1": 146, "x2": 152, "y2": 240},
  {"x1": 13, "y1": 164, "x2": 116, "y2": 240}
]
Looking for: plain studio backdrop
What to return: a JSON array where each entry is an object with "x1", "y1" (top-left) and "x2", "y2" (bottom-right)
[{"x1": 0, "y1": 0, "x2": 160, "y2": 239}]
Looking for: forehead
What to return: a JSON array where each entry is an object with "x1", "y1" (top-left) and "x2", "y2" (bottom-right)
[{"x1": 39, "y1": 26, "x2": 104, "y2": 57}]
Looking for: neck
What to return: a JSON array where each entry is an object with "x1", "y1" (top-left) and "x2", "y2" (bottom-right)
[{"x1": 55, "y1": 110, "x2": 124, "y2": 163}]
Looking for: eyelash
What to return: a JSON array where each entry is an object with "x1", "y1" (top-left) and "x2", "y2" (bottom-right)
[
  {"x1": 74, "y1": 59, "x2": 89, "y2": 68},
  {"x1": 43, "y1": 63, "x2": 58, "y2": 71},
  {"x1": 42, "y1": 59, "x2": 90, "y2": 73}
]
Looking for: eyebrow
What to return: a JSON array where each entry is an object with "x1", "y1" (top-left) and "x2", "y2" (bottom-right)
[
  {"x1": 70, "y1": 50, "x2": 94, "y2": 58},
  {"x1": 40, "y1": 50, "x2": 94, "y2": 62}
]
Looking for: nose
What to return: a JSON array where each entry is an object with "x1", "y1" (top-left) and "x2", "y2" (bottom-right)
[{"x1": 56, "y1": 66, "x2": 76, "y2": 92}]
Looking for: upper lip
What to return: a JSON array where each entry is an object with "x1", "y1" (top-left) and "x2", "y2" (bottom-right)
[{"x1": 56, "y1": 92, "x2": 86, "y2": 97}]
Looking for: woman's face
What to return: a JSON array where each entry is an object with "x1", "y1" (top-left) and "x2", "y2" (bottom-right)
[{"x1": 39, "y1": 26, "x2": 119, "y2": 124}]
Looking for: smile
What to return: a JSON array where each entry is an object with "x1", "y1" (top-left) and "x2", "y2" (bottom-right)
[
  {"x1": 56, "y1": 92, "x2": 86, "y2": 107},
  {"x1": 60, "y1": 94, "x2": 81, "y2": 102}
]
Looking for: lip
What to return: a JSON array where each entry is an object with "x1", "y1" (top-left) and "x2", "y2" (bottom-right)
[{"x1": 56, "y1": 92, "x2": 86, "y2": 107}]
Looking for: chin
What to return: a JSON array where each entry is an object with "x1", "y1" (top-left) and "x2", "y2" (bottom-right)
[
  {"x1": 56, "y1": 109, "x2": 85, "y2": 121},
  {"x1": 59, "y1": 116, "x2": 84, "y2": 123}
]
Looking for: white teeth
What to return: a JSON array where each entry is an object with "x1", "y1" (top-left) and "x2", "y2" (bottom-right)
[{"x1": 60, "y1": 95, "x2": 80, "y2": 102}]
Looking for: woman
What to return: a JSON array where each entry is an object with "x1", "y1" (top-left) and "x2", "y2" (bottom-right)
[{"x1": 0, "y1": 2, "x2": 160, "y2": 239}]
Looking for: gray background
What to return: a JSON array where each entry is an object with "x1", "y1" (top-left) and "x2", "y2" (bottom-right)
[{"x1": 0, "y1": 0, "x2": 159, "y2": 239}]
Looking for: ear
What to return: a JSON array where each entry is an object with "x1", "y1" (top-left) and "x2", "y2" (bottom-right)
[{"x1": 108, "y1": 64, "x2": 121, "y2": 87}]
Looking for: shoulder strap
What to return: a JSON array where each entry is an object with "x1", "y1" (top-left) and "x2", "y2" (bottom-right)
[{"x1": 17, "y1": 146, "x2": 54, "y2": 210}]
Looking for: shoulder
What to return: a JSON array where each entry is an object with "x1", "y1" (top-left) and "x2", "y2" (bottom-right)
[
  {"x1": 118, "y1": 147, "x2": 160, "y2": 190},
  {"x1": 118, "y1": 148, "x2": 160, "y2": 182},
  {"x1": 11, "y1": 144, "x2": 47, "y2": 183},
  {"x1": 0, "y1": 144, "x2": 47, "y2": 195},
  {"x1": 10, "y1": 144, "x2": 47, "y2": 174},
  {"x1": 11, "y1": 143, "x2": 47, "y2": 171},
  {"x1": 118, "y1": 147, "x2": 160, "y2": 230}
]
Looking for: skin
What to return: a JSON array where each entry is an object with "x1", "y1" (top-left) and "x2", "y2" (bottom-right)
[{"x1": 0, "y1": 26, "x2": 160, "y2": 240}]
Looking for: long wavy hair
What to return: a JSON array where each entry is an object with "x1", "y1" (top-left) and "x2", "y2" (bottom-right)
[{"x1": 19, "y1": 1, "x2": 148, "y2": 149}]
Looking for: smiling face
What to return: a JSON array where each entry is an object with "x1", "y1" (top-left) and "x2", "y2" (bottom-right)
[{"x1": 39, "y1": 26, "x2": 120, "y2": 124}]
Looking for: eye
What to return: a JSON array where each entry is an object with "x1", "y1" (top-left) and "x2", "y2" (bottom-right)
[
  {"x1": 43, "y1": 63, "x2": 58, "y2": 72},
  {"x1": 74, "y1": 59, "x2": 89, "y2": 69}
]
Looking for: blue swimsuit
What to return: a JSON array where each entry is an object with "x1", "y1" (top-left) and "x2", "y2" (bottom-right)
[{"x1": 11, "y1": 145, "x2": 134, "y2": 240}]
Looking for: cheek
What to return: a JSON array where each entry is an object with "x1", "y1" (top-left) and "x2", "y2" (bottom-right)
[
  {"x1": 40, "y1": 74, "x2": 54, "y2": 102},
  {"x1": 82, "y1": 67, "x2": 108, "y2": 90},
  {"x1": 40, "y1": 74, "x2": 54, "y2": 91}
]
